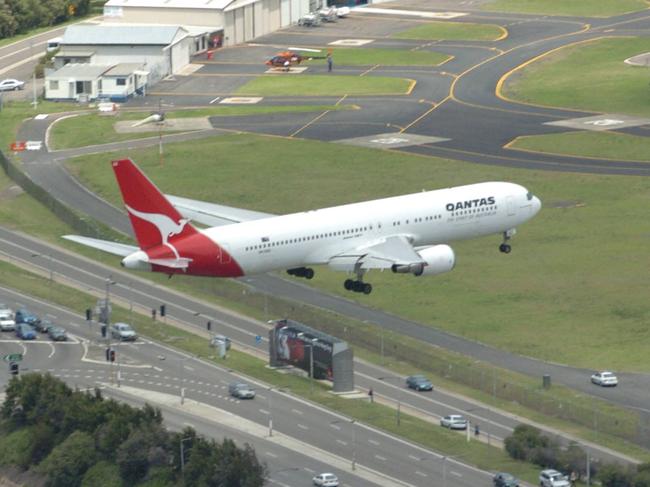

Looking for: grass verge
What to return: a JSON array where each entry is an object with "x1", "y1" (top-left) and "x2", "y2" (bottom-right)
[
  {"x1": 502, "y1": 37, "x2": 650, "y2": 116},
  {"x1": 48, "y1": 105, "x2": 356, "y2": 150},
  {"x1": 235, "y1": 75, "x2": 413, "y2": 96},
  {"x1": 392, "y1": 21, "x2": 506, "y2": 41},
  {"x1": 507, "y1": 131, "x2": 650, "y2": 162},
  {"x1": 305, "y1": 47, "x2": 451, "y2": 66},
  {"x1": 481, "y1": 0, "x2": 648, "y2": 17}
]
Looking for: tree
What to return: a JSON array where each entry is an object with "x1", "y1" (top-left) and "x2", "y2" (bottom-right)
[
  {"x1": 599, "y1": 463, "x2": 634, "y2": 487},
  {"x1": 37, "y1": 431, "x2": 97, "y2": 487}
]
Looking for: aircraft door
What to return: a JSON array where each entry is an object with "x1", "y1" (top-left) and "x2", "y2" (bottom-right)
[
  {"x1": 219, "y1": 243, "x2": 232, "y2": 264},
  {"x1": 506, "y1": 195, "x2": 516, "y2": 216}
]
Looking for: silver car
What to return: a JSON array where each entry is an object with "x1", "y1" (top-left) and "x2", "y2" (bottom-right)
[
  {"x1": 228, "y1": 382, "x2": 255, "y2": 399},
  {"x1": 440, "y1": 414, "x2": 468, "y2": 430},
  {"x1": 0, "y1": 79, "x2": 25, "y2": 91},
  {"x1": 110, "y1": 322, "x2": 137, "y2": 341}
]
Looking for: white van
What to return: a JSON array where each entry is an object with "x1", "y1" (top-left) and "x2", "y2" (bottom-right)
[{"x1": 46, "y1": 37, "x2": 62, "y2": 52}]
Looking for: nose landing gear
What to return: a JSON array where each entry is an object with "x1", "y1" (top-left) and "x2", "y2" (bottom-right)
[{"x1": 499, "y1": 228, "x2": 516, "y2": 254}]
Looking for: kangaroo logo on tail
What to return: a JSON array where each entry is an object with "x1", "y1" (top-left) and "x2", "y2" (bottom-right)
[{"x1": 126, "y1": 205, "x2": 190, "y2": 259}]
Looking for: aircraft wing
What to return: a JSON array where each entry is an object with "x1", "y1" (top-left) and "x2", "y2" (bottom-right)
[
  {"x1": 62, "y1": 235, "x2": 139, "y2": 256},
  {"x1": 166, "y1": 195, "x2": 275, "y2": 227},
  {"x1": 328, "y1": 235, "x2": 423, "y2": 271}
]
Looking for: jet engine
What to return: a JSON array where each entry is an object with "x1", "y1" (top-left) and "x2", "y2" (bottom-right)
[{"x1": 391, "y1": 245, "x2": 455, "y2": 276}]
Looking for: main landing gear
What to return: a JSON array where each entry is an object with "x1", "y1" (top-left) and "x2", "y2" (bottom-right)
[
  {"x1": 499, "y1": 228, "x2": 516, "y2": 254},
  {"x1": 287, "y1": 267, "x2": 314, "y2": 279},
  {"x1": 344, "y1": 279, "x2": 372, "y2": 295}
]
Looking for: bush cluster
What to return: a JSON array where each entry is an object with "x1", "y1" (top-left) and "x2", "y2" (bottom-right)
[
  {"x1": 505, "y1": 425, "x2": 650, "y2": 487},
  {"x1": 1, "y1": 374, "x2": 267, "y2": 487},
  {"x1": 0, "y1": 0, "x2": 90, "y2": 38}
]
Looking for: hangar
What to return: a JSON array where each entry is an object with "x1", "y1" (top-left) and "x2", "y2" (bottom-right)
[{"x1": 102, "y1": 0, "x2": 315, "y2": 47}]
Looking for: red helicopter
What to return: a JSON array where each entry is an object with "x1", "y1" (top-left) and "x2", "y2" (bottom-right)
[{"x1": 265, "y1": 47, "x2": 322, "y2": 70}]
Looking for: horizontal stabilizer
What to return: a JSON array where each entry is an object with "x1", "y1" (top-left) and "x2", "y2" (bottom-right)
[
  {"x1": 148, "y1": 258, "x2": 192, "y2": 269},
  {"x1": 62, "y1": 235, "x2": 139, "y2": 257},
  {"x1": 166, "y1": 194, "x2": 274, "y2": 226}
]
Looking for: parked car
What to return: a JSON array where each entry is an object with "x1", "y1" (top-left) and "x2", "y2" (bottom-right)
[
  {"x1": 48, "y1": 326, "x2": 68, "y2": 341},
  {"x1": 0, "y1": 79, "x2": 25, "y2": 91},
  {"x1": 440, "y1": 414, "x2": 468, "y2": 430},
  {"x1": 0, "y1": 303, "x2": 13, "y2": 319},
  {"x1": 228, "y1": 382, "x2": 255, "y2": 399},
  {"x1": 111, "y1": 322, "x2": 137, "y2": 341},
  {"x1": 539, "y1": 469, "x2": 570, "y2": 487},
  {"x1": 14, "y1": 309, "x2": 40, "y2": 326},
  {"x1": 312, "y1": 473, "x2": 339, "y2": 487},
  {"x1": 34, "y1": 318, "x2": 53, "y2": 333},
  {"x1": 15, "y1": 323, "x2": 36, "y2": 340},
  {"x1": 406, "y1": 374, "x2": 433, "y2": 391},
  {"x1": 210, "y1": 334, "x2": 231, "y2": 350},
  {"x1": 591, "y1": 371, "x2": 618, "y2": 387},
  {"x1": 0, "y1": 316, "x2": 16, "y2": 331},
  {"x1": 493, "y1": 472, "x2": 519, "y2": 487}
]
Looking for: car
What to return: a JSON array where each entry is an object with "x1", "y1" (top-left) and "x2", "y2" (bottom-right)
[
  {"x1": 14, "y1": 309, "x2": 40, "y2": 327},
  {"x1": 210, "y1": 334, "x2": 231, "y2": 350},
  {"x1": 47, "y1": 326, "x2": 68, "y2": 341},
  {"x1": 440, "y1": 414, "x2": 468, "y2": 430},
  {"x1": 591, "y1": 371, "x2": 618, "y2": 387},
  {"x1": 111, "y1": 322, "x2": 137, "y2": 341},
  {"x1": 406, "y1": 374, "x2": 433, "y2": 391},
  {"x1": 312, "y1": 473, "x2": 339, "y2": 487},
  {"x1": 228, "y1": 382, "x2": 255, "y2": 399},
  {"x1": 493, "y1": 472, "x2": 519, "y2": 487},
  {"x1": 0, "y1": 303, "x2": 13, "y2": 319},
  {"x1": 34, "y1": 318, "x2": 53, "y2": 333},
  {"x1": 15, "y1": 323, "x2": 36, "y2": 340},
  {"x1": 0, "y1": 316, "x2": 16, "y2": 331},
  {"x1": 539, "y1": 469, "x2": 570, "y2": 487},
  {"x1": 0, "y1": 79, "x2": 25, "y2": 91}
]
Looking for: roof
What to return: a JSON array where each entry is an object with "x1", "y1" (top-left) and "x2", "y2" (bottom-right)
[
  {"x1": 104, "y1": 0, "x2": 235, "y2": 10},
  {"x1": 47, "y1": 64, "x2": 113, "y2": 80},
  {"x1": 104, "y1": 63, "x2": 145, "y2": 76},
  {"x1": 62, "y1": 24, "x2": 186, "y2": 45}
]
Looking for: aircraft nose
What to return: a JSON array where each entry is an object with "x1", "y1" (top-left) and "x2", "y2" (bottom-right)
[{"x1": 532, "y1": 195, "x2": 542, "y2": 215}]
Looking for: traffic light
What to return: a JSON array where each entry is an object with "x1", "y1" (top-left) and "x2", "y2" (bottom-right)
[
  {"x1": 101, "y1": 324, "x2": 107, "y2": 338},
  {"x1": 207, "y1": 321, "x2": 211, "y2": 331},
  {"x1": 110, "y1": 350, "x2": 116, "y2": 363},
  {"x1": 85, "y1": 308, "x2": 92, "y2": 321},
  {"x1": 9, "y1": 362, "x2": 18, "y2": 375},
  {"x1": 105, "y1": 347, "x2": 110, "y2": 361},
  {"x1": 160, "y1": 304, "x2": 166, "y2": 317}
]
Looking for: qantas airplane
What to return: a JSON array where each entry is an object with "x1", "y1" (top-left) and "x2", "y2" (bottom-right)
[{"x1": 64, "y1": 159, "x2": 541, "y2": 295}]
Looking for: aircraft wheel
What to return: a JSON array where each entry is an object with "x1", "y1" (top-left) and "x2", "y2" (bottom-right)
[
  {"x1": 499, "y1": 244, "x2": 511, "y2": 254},
  {"x1": 304, "y1": 268, "x2": 314, "y2": 279},
  {"x1": 362, "y1": 283, "x2": 372, "y2": 295},
  {"x1": 344, "y1": 279, "x2": 354, "y2": 291},
  {"x1": 352, "y1": 280, "x2": 364, "y2": 293}
]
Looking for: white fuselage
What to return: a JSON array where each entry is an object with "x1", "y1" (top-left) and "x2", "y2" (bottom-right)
[{"x1": 203, "y1": 182, "x2": 541, "y2": 275}]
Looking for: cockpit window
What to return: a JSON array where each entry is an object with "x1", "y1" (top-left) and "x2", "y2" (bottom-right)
[{"x1": 526, "y1": 191, "x2": 533, "y2": 201}]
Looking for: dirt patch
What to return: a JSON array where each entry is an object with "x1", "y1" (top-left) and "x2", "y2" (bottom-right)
[
  {"x1": 548, "y1": 200, "x2": 584, "y2": 209},
  {"x1": 0, "y1": 466, "x2": 46, "y2": 487},
  {"x1": 0, "y1": 184, "x2": 24, "y2": 201}
]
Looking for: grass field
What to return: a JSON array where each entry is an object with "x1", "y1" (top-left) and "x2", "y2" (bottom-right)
[
  {"x1": 482, "y1": 0, "x2": 648, "y2": 16},
  {"x1": 306, "y1": 47, "x2": 451, "y2": 66},
  {"x1": 508, "y1": 131, "x2": 650, "y2": 162},
  {"x1": 502, "y1": 38, "x2": 650, "y2": 116},
  {"x1": 392, "y1": 20, "x2": 506, "y2": 41},
  {"x1": 64, "y1": 133, "x2": 650, "y2": 372},
  {"x1": 235, "y1": 75, "x2": 413, "y2": 96},
  {"x1": 48, "y1": 105, "x2": 356, "y2": 150}
]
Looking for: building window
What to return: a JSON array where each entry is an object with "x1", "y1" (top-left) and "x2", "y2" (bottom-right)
[
  {"x1": 116, "y1": 78, "x2": 126, "y2": 86},
  {"x1": 49, "y1": 80, "x2": 59, "y2": 90}
]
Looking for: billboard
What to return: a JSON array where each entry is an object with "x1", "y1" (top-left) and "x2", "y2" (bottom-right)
[{"x1": 272, "y1": 320, "x2": 333, "y2": 380}]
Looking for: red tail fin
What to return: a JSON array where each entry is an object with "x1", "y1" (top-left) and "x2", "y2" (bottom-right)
[{"x1": 112, "y1": 159, "x2": 197, "y2": 250}]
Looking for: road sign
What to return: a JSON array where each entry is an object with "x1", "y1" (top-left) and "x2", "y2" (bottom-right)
[
  {"x1": 255, "y1": 335, "x2": 262, "y2": 345},
  {"x1": 3, "y1": 353, "x2": 23, "y2": 362}
]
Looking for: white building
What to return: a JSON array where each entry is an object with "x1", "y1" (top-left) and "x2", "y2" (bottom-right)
[
  {"x1": 103, "y1": 0, "x2": 314, "y2": 47},
  {"x1": 45, "y1": 64, "x2": 111, "y2": 101}
]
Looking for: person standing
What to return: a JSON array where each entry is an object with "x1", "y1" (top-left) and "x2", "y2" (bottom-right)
[{"x1": 327, "y1": 53, "x2": 333, "y2": 72}]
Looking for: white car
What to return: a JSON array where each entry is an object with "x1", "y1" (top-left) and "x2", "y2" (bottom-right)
[
  {"x1": 0, "y1": 303, "x2": 13, "y2": 319},
  {"x1": 111, "y1": 322, "x2": 137, "y2": 341},
  {"x1": 440, "y1": 414, "x2": 468, "y2": 430},
  {"x1": 591, "y1": 371, "x2": 618, "y2": 387},
  {"x1": 539, "y1": 469, "x2": 570, "y2": 487},
  {"x1": 0, "y1": 79, "x2": 25, "y2": 91},
  {"x1": 0, "y1": 317, "x2": 16, "y2": 331},
  {"x1": 312, "y1": 473, "x2": 339, "y2": 487}
]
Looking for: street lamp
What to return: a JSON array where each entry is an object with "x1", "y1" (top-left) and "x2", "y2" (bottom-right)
[
  {"x1": 178, "y1": 356, "x2": 188, "y2": 404},
  {"x1": 180, "y1": 436, "x2": 192, "y2": 478},
  {"x1": 378, "y1": 376, "x2": 403, "y2": 426}
]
